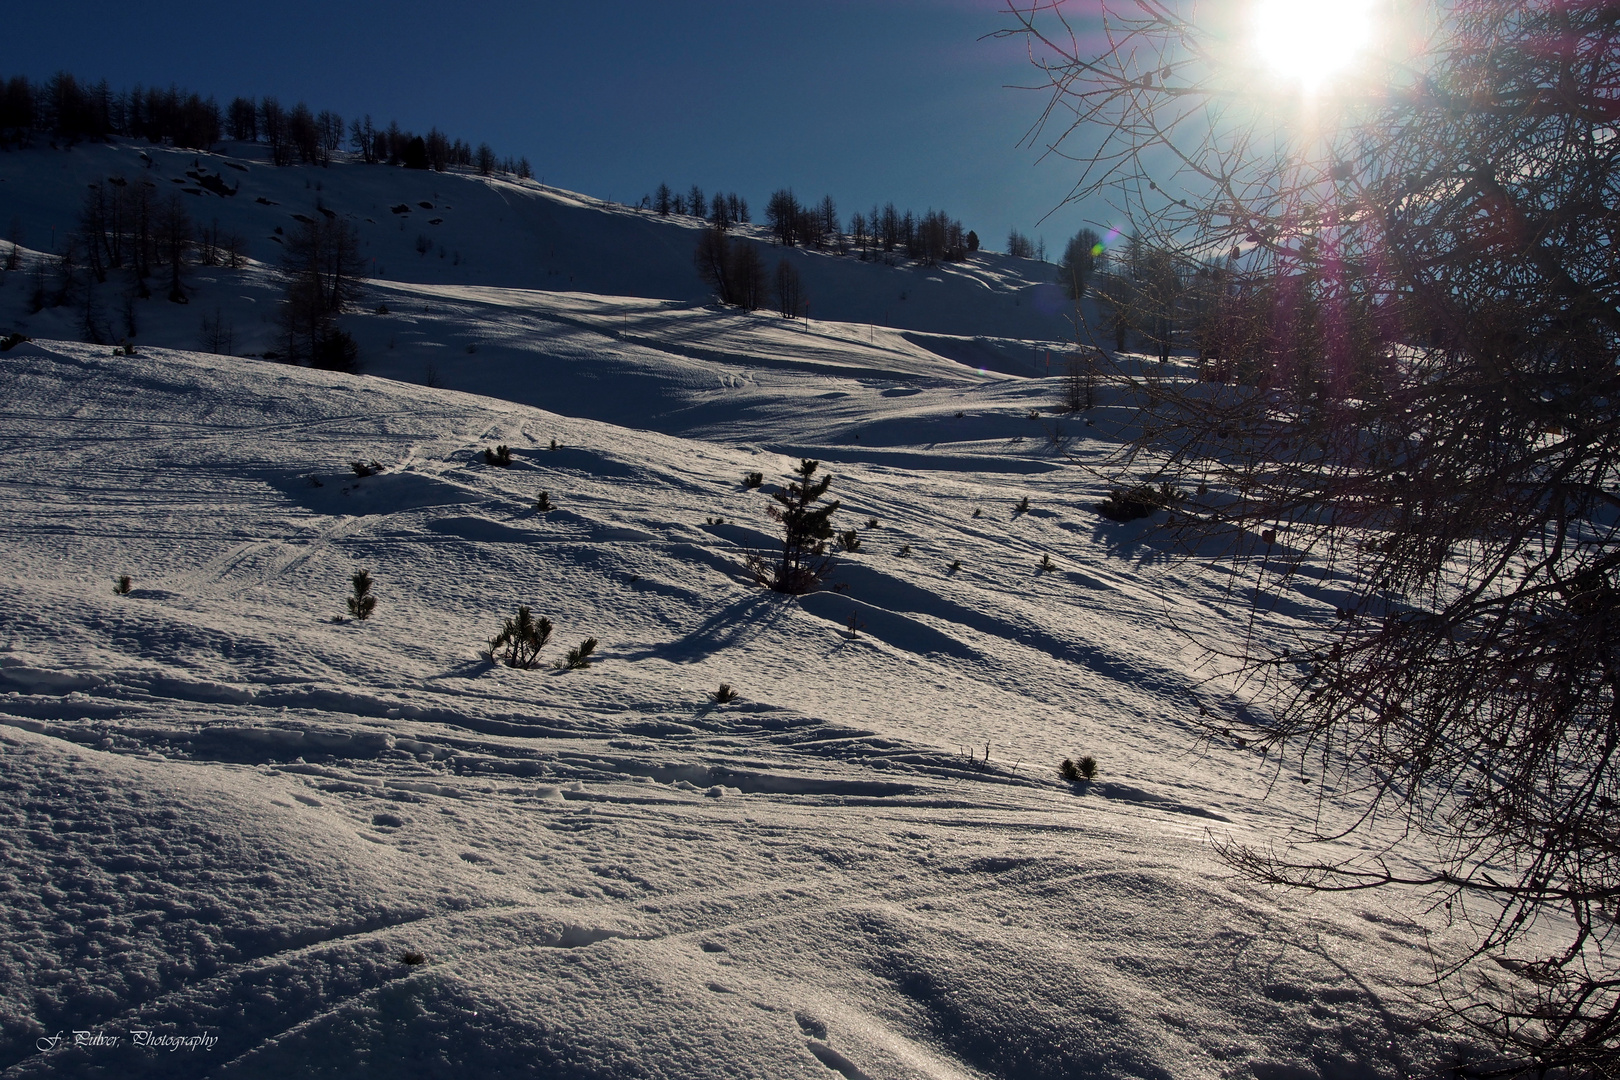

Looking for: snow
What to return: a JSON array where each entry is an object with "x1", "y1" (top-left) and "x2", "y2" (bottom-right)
[{"x1": 0, "y1": 141, "x2": 1461, "y2": 1077}]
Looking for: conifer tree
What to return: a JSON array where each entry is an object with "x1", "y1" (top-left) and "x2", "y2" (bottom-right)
[{"x1": 760, "y1": 459, "x2": 841, "y2": 594}]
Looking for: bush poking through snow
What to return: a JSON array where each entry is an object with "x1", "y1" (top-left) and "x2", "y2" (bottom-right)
[
  {"x1": 1095, "y1": 482, "x2": 1183, "y2": 522},
  {"x1": 744, "y1": 470, "x2": 763, "y2": 489},
  {"x1": 536, "y1": 491, "x2": 553, "y2": 512},
  {"x1": 1060, "y1": 756, "x2": 1098, "y2": 782},
  {"x1": 838, "y1": 529, "x2": 862, "y2": 553},
  {"x1": 897, "y1": 544, "x2": 912, "y2": 557},
  {"x1": 484, "y1": 445, "x2": 513, "y2": 468},
  {"x1": 549, "y1": 438, "x2": 559, "y2": 451},
  {"x1": 948, "y1": 560, "x2": 962, "y2": 574},
  {"x1": 560, "y1": 637, "x2": 598, "y2": 670},
  {"x1": 1015, "y1": 495, "x2": 1031, "y2": 514},
  {"x1": 1039, "y1": 553, "x2": 1055, "y2": 573},
  {"x1": 350, "y1": 459, "x2": 382, "y2": 478},
  {"x1": 347, "y1": 570, "x2": 376, "y2": 620},
  {"x1": 397, "y1": 951, "x2": 425, "y2": 966},
  {"x1": 488, "y1": 606, "x2": 552, "y2": 668},
  {"x1": 712, "y1": 683, "x2": 739, "y2": 704},
  {"x1": 114, "y1": 574, "x2": 133, "y2": 596}
]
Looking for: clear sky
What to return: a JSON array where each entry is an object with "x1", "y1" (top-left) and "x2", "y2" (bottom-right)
[{"x1": 1, "y1": 0, "x2": 1118, "y2": 259}]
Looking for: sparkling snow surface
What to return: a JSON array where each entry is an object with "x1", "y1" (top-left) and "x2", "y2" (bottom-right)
[{"x1": 0, "y1": 142, "x2": 1459, "y2": 1077}]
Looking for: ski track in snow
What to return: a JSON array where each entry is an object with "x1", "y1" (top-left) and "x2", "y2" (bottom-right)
[{"x1": 0, "y1": 141, "x2": 1468, "y2": 1078}]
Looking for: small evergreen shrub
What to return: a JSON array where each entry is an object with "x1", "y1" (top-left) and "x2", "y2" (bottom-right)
[
  {"x1": 897, "y1": 544, "x2": 911, "y2": 557},
  {"x1": 948, "y1": 559, "x2": 962, "y2": 574},
  {"x1": 114, "y1": 575, "x2": 133, "y2": 595},
  {"x1": 845, "y1": 611, "x2": 865, "y2": 639},
  {"x1": 744, "y1": 471, "x2": 763, "y2": 489},
  {"x1": 488, "y1": 606, "x2": 552, "y2": 668},
  {"x1": 375, "y1": 303, "x2": 390, "y2": 315},
  {"x1": 972, "y1": 507, "x2": 982, "y2": 518},
  {"x1": 347, "y1": 569, "x2": 376, "y2": 620},
  {"x1": 397, "y1": 951, "x2": 426, "y2": 966},
  {"x1": 484, "y1": 445, "x2": 513, "y2": 467},
  {"x1": 549, "y1": 438, "x2": 559, "y2": 451},
  {"x1": 838, "y1": 529, "x2": 862, "y2": 553},
  {"x1": 560, "y1": 637, "x2": 598, "y2": 670},
  {"x1": 1015, "y1": 496, "x2": 1031, "y2": 514},
  {"x1": 1039, "y1": 553, "x2": 1054, "y2": 573},
  {"x1": 536, "y1": 491, "x2": 553, "y2": 512},
  {"x1": 1059, "y1": 756, "x2": 1098, "y2": 782},
  {"x1": 1096, "y1": 482, "x2": 1183, "y2": 522},
  {"x1": 713, "y1": 683, "x2": 739, "y2": 704},
  {"x1": 351, "y1": 459, "x2": 382, "y2": 477},
  {"x1": 865, "y1": 517, "x2": 879, "y2": 530}
]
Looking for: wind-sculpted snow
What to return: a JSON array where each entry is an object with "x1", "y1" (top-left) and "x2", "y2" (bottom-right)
[{"x1": 0, "y1": 325, "x2": 1459, "y2": 1071}]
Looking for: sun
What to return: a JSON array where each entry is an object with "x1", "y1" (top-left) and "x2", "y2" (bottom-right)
[{"x1": 1252, "y1": 0, "x2": 1377, "y2": 94}]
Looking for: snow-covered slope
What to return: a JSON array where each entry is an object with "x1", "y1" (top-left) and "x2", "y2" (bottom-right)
[
  {"x1": 0, "y1": 141, "x2": 1461, "y2": 1079},
  {"x1": 0, "y1": 140, "x2": 1085, "y2": 344}
]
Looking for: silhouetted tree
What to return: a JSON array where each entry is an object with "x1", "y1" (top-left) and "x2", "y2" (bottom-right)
[
  {"x1": 228, "y1": 96, "x2": 257, "y2": 142},
  {"x1": 279, "y1": 215, "x2": 365, "y2": 369},
  {"x1": 766, "y1": 189, "x2": 800, "y2": 246},
  {"x1": 774, "y1": 258, "x2": 805, "y2": 319},
  {"x1": 1007, "y1": 0, "x2": 1620, "y2": 1069}
]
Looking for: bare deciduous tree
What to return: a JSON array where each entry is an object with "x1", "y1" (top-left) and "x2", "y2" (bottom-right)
[{"x1": 1004, "y1": 0, "x2": 1620, "y2": 1072}]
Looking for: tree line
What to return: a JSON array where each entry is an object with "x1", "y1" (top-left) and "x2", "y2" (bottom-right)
[
  {"x1": 0, "y1": 70, "x2": 530, "y2": 179},
  {"x1": 652, "y1": 179, "x2": 981, "y2": 267}
]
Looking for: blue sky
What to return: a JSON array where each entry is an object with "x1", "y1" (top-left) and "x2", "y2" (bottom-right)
[{"x1": 3, "y1": 0, "x2": 1119, "y2": 258}]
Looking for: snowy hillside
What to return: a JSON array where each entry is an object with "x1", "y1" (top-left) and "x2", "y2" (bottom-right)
[
  {"x1": 0, "y1": 143, "x2": 1462, "y2": 1079},
  {"x1": 0, "y1": 139, "x2": 1084, "y2": 348}
]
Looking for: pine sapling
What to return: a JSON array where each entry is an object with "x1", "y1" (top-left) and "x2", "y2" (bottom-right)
[
  {"x1": 948, "y1": 560, "x2": 962, "y2": 574},
  {"x1": 560, "y1": 637, "x2": 598, "y2": 670},
  {"x1": 1015, "y1": 496, "x2": 1031, "y2": 514},
  {"x1": 1078, "y1": 755, "x2": 1097, "y2": 780},
  {"x1": 838, "y1": 529, "x2": 862, "y2": 552},
  {"x1": 1038, "y1": 553, "x2": 1054, "y2": 573},
  {"x1": 536, "y1": 491, "x2": 553, "y2": 512},
  {"x1": 347, "y1": 569, "x2": 377, "y2": 620},
  {"x1": 484, "y1": 444, "x2": 513, "y2": 467},
  {"x1": 712, "y1": 683, "x2": 739, "y2": 704},
  {"x1": 754, "y1": 459, "x2": 841, "y2": 594},
  {"x1": 114, "y1": 574, "x2": 133, "y2": 595},
  {"x1": 744, "y1": 471, "x2": 763, "y2": 489},
  {"x1": 488, "y1": 605, "x2": 552, "y2": 668}
]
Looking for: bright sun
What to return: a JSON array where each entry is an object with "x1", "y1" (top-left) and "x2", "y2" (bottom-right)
[{"x1": 1252, "y1": 0, "x2": 1377, "y2": 94}]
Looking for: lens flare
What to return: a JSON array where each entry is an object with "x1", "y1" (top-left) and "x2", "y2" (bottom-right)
[{"x1": 1252, "y1": 0, "x2": 1376, "y2": 94}]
